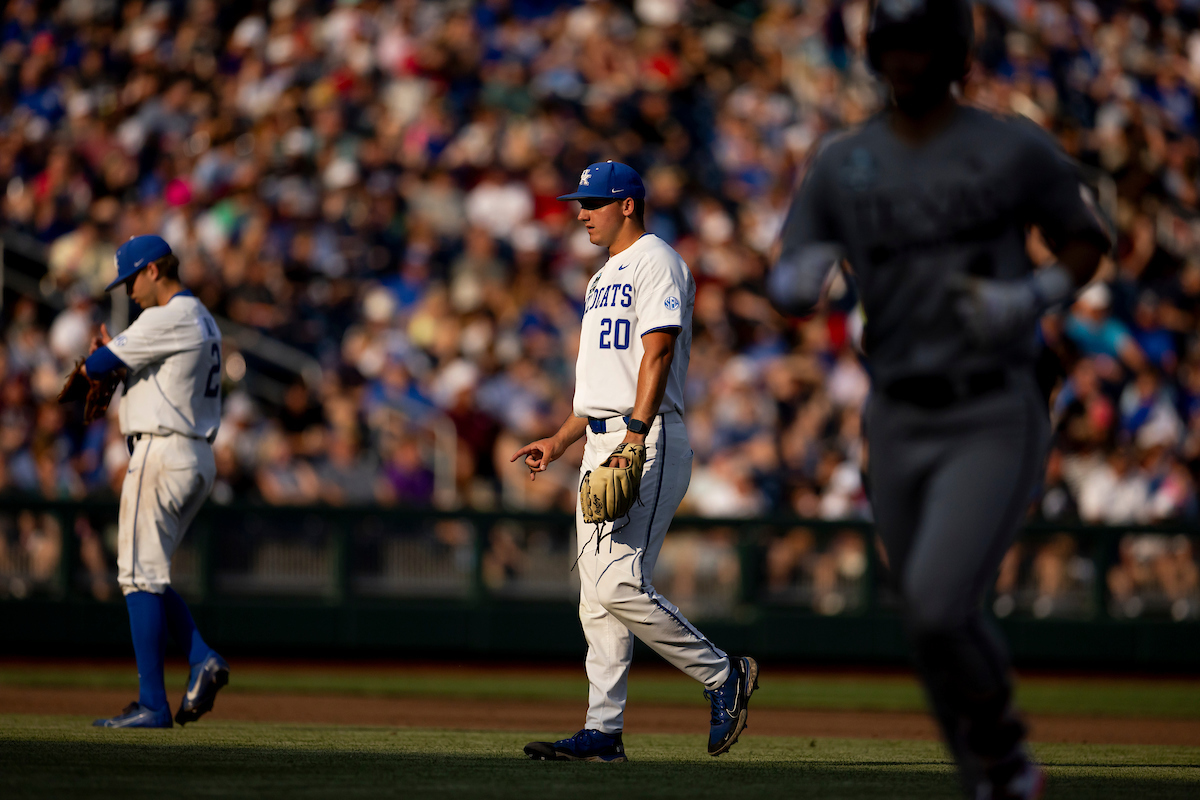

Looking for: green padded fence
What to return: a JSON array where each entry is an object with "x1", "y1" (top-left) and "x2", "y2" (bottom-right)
[{"x1": 0, "y1": 499, "x2": 1196, "y2": 668}]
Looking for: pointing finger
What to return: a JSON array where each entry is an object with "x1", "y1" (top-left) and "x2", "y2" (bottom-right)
[{"x1": 510, "y1": 444, "x2": 536, "y2": 462}]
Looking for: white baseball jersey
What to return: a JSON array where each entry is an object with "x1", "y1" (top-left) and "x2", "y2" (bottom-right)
[
  {"x1": 107, "y1": 291, "x2": 222, "y2": 440},
  {"x1": 573, "y1": 233, "x2": 695, "y2": 420}
]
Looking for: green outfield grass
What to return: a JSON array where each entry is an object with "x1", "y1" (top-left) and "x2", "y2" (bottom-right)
[
  {"x1": 0, "y1": 716, "x2": 1196, "y2": 800},
  {"x1": 2, "y1": 664, "x2": 1199, "y2": 718}
]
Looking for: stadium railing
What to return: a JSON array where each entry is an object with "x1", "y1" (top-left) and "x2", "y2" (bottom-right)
[
  {"x1": 1, "y1": 498, "x2": 1197, "y2": 668},
  {"x1": 0, "y1": 230, "x2": 323, "y2": 405}
]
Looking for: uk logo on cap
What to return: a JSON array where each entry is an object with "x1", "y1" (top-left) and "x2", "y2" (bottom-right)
[
  {"x1": 106, "y1": 234, "x2": 172, "y2": 292},
  {"x1": 558, "y1": 161, "x2": 645, "y2": 201}
]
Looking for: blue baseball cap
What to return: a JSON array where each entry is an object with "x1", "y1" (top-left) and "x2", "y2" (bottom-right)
[
  {"x1": 107, "y1": 235, "x2": 172, "y2": 291},
  {"x1": 557, "y1": 161, "x2": 646, "y2": 201}
]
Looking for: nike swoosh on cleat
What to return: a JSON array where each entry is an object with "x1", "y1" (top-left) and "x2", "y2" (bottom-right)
[{"x1": 185, "y1": 671, "x2": 204, "y2": 701}]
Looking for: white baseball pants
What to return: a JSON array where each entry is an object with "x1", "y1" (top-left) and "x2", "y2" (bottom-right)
[
  {"x1": 118, "y1": 433, "x2": 216, "y2": 595},
  {"x1": 576, "y1": 414, "x2": 731, "y2": 734}
]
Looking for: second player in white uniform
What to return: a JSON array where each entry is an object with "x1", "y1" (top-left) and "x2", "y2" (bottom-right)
[
  {"x1": 86, "y1": 235, "x2": 230, "y2": 729},
  {"x1": 515, "y1": 162, "x2": 758, "y2": 762}
]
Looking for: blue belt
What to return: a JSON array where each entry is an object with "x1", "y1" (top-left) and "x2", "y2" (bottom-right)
[{"x1": 588, "y1": 416, "x2": 632, "y2": 434}]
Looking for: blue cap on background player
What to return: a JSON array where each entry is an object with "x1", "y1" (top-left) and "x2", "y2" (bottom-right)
[
  {"x1": 106, "y1": 235, "x2": 172, "y2": 292},
  {"x1": 557, "y1": 161, "x2": 645, "y2": 201}
]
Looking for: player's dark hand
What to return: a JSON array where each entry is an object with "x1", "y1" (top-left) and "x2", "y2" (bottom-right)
[
  {"x1": 766, "y1": 250, "x2": 840, "y2": 318},
  {"x1": 949, "y1": 274, "x2": 1038, "y2": 348}
]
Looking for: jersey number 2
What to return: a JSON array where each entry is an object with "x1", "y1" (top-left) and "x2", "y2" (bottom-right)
[
  {"x1": 204, "y1": 343, "x2": 221, "y2": 398},
  {"x1": 599, "y1": 318, "x2": 630, "y2": 350}
]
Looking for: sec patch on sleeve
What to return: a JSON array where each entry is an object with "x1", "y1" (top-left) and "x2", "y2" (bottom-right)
[{"x1": 664, "y1": 297, "x2": 680, "y2": 310}]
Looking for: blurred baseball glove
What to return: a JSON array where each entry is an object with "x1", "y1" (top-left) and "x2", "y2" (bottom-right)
[
  {"x1": 580, "y1": 442, "x2": 647, "y2": 524},
  {"x1": 58, "y1": 359, "x2": 123, "y2": 424}
]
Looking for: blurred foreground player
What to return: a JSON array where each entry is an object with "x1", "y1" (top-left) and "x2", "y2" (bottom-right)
[
  {"x1": 82, "y1": 236, "x2": 229, "y2": 728},
  {"x1": 768, "y1": 2, "x2": 1109, "y2": 797},
  {"x1": 513, "y1": 162, "x2": 757, "y2": 761}
]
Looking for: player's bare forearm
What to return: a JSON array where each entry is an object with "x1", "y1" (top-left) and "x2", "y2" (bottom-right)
[
  {"x1": 552, "y1": 415, "x2": 589, "y2": 448},
  {"x1": 511, "y1": 415, "x2": 588, "y2": 480},
  {"x1": 625, "y1": 330, "x2": 677, "y2": 444},
  {"x1": 1052, "y1": 237, "x2": 1106, "y2": 287}
]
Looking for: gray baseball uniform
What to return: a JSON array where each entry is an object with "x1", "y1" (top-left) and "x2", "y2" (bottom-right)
[{"x1": 771, "y1": 106, "x2": 1109, "y2": 784}]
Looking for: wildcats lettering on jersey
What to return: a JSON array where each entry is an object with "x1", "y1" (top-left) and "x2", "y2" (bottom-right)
[
  {"x1": 586, "y1": 283, "x2": 634, "y2": 313},
  {"x1": 573, "y1": 233, "x2": 695, "y2": 420}
]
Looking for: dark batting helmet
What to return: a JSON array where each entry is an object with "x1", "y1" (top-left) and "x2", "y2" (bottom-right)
[{"x1": 866, "y1": 0, "x2": 975, "y2": 82}]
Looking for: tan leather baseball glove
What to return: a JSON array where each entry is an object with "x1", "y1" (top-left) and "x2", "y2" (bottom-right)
[
  {"x1": 58, "y1": 358, "x2": 124, "y2": 424},
  {"x1": 580, "y1": 442, "x2": 647, "y2": 523}
]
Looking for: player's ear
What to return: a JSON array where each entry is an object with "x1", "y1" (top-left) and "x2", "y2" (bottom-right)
[{"x1": 623, "y1": 198, "x2": 635, "y2": 219}]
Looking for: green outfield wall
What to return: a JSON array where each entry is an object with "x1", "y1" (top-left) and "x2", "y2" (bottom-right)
[{"x1": 0, "y1": 499, "x2": 1197, "y2": 669}]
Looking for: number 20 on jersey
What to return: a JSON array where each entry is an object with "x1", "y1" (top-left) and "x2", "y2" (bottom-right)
[{"x1": 599, "y1": 318, "x2": 631, "y2": 350}]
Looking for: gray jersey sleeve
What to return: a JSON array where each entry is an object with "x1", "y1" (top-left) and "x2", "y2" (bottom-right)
[
  {"x1": 107, "y1": 306, "x2": 197, "y2": 373},
  {"x1": 1022, "y1": 127, "x2": 1112, "y2": 253},
  {"x1": 768, "y1": 146, "x2": 845, "y2": 317}
]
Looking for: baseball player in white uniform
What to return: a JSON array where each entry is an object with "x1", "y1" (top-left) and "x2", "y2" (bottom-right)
[
  {"x1": 85, "y1": 235, "x2": 230, "y2": 728},
  {"x1": 514, "y1": 162, "x2": 758, "y2": 762}
]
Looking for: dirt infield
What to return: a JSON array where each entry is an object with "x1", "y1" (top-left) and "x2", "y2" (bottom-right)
[{"x1": 4, "y1": 686, "x2": 1198, "y2": 747}]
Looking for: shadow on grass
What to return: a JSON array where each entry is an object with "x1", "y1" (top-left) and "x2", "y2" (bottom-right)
[
  {"x1": 0, "y1": 739, "x2": 1195, "y2": 800},
  {"x1": 1053, "y1": 763, "x2": 1200, "y2": 769}
]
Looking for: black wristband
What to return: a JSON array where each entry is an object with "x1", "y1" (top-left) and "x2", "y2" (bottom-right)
[{"x1": 626, "y1": 418, "x2": 650, "y2": 435}]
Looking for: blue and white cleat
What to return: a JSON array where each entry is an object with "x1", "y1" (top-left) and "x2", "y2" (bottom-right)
[
  {"x1": 93, "y1": 701, "x2": 173, "y2": 728},
  {"x1": 705, "y1": 655, "x2": 759, "y2": 756},
  {"x1": 175, "y1": 652, "x2": 229, "y2": 725},
  {"x1": 524, "y1": 729, "x2": 628, "y2": 762}
]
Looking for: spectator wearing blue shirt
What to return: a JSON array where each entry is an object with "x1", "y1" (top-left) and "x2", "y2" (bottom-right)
[
  {"x1": 1119, "y1": 370, "x2": 1182, "y2": 445},
  {"x1": 1131, "y1": 292, "x2": 1178, "y2": 374}
]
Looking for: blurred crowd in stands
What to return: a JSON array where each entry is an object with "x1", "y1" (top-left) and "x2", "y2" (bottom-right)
[{"x1": 0, "y1": 0, "x2": 1199, "y2": 612}]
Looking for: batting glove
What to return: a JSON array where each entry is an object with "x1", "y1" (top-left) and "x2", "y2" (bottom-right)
[{"x1": 950, "y1": 263, "x2": 1075, "y2": 348}]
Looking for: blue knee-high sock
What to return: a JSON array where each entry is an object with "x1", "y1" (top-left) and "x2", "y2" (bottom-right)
[
  {"x1": 162, "y1": 587, "x2": 214, "y2": 667},
  {"x1": 125, "y1": 591, "x2": 168, "y2": 712}
]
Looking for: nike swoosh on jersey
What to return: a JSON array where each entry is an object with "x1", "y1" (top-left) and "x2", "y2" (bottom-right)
[{"x1": 618, "y1": 265, "x2": 628, "y2": 270}]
